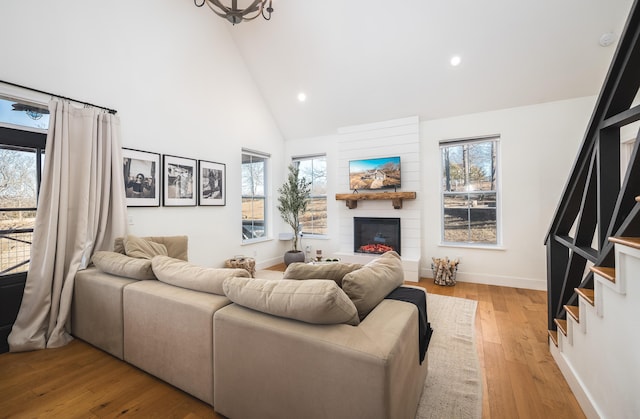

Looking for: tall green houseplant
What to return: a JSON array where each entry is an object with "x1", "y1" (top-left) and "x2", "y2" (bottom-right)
[{"x1": 277, "y1": 164, "x2": 311, "y2": 252}]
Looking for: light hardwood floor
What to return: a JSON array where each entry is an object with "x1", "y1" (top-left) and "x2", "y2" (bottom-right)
[
  {"x1": 422, "y1": 280, "x2": 584, "y2": 419},
  {"x1": 0, "y1": 277, "x2": 585, "y2": 418}
]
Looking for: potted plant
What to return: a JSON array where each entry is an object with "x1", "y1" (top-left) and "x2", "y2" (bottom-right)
[{"x1": 277, "y1": 164, "x2": 311, "y2": 265}]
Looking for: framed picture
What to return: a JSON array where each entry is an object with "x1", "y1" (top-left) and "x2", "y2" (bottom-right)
[
  {"x1": 122, "y1": 148, "x2": 161, "y2": 207},
  {"x1": 163, "y1": 155, "x2": 197, "y2": 206},
  {"x1": 198, "y1": 160, "x2": 226, "y2": 206}
]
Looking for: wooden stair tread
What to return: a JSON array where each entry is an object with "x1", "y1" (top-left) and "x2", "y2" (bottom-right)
[
  {"x1": 609, "y1": 236, "x2": 640, "y2": 250},
  {"x1": 564, "y1": 305, "x2": 579, "y2": 322},
  {"x1": 548, "y1": 330, "x2": 558, "y2": 347},
  {"x1": 575, "y1": 287, "x2": 595, "y2": 306},
  {"x1": 590, "y1": 266, "x2": 616, "y2": 283},
  {"x1": 554, "y1": 319, "x2": 568, "y2": 336}
]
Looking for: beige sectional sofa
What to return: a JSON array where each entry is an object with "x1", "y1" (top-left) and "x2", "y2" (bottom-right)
[{"x1": 71, "y1": 235, "x2": 428, "y2": 418}]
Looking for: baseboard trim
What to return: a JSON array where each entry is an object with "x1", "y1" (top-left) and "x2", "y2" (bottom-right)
[
  {"x1": 549, "y1": 341, "x2": 601, "y2": 419},
  {"x1": 256, "y1": 256, "x2": 286, "y2": 270}
]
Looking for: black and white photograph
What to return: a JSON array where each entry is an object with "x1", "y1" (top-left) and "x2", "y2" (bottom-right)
[
  {"x1": 163, "y1": 155, "x2": 196, "y2": 206},
  {"x1": 122, "y1": 148, "x2": 160, "y2": 207},
  {"x1": 198, "y1": 160, "x2": 226, "y2": 206}
]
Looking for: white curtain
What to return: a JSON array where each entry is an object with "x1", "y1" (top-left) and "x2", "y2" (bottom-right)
[{"x1": 8, "y1": 99, "x2": 127, "y2": 351}]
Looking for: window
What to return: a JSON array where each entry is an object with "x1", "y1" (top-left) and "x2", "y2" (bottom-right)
[
  {"x1": 440, "y1": 136, "x2": 499, "y2": 245},
  {"x1": 0, "y1": 97, "x2": 49, "y2": 132},
  {"x1": 293, "y1": 154, "x2": 327, "y2": 236},
  {"x1": 0, "y1": 128, "x2": 46, "y2": 276},
  {"x1": 241, "y1": 150, "x2": 269, "y2": 242}
]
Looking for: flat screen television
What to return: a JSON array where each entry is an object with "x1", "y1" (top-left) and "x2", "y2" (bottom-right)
[{"x1": 349, "y1": 156, "x2": 401, "y2": 191}]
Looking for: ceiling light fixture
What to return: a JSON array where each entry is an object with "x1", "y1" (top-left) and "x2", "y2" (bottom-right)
[
  {"x1": 194, "y1": 0, "x2": 273, "y2": 25},
  {"x1": 599, "y1": 32, "x2": 615, "y2": 47},
  {"x1": 11, "y1": 103, "x2": 49, "y2": 120},
  {"x1": 297, "y1": 92, "x2": 307, "y2": 102},
  {"x1": 450, "y1": 55, "x2": 462, "y2": 67}
]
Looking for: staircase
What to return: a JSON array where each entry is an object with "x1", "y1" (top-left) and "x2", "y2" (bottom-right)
[
  {"x1": 548, "y1": 235, "x2": 640, "y2": 418},
  {"x1": 545, "y1": 1, "x2": 640, "y2": 417}
]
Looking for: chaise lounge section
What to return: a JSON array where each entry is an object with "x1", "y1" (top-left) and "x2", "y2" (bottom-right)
[{"x1": 213, "y1": 298, "x2": 427, "y2": 419}]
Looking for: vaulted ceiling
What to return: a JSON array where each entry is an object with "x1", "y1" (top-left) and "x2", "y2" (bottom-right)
[{"x1": 223, "y1": 0, "x2": 635, "y2": 140}]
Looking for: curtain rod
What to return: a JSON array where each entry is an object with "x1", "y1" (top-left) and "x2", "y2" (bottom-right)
[{"x1": 0, "y1": 80, "x2": 117, "y2": 114}]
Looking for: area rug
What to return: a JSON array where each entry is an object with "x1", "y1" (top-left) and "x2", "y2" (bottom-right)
[{"x1": 415, "y1": 294, "x2": 482, "y2": 419}]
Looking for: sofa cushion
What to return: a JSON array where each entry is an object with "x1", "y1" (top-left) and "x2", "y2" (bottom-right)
[
  {"x1": 283, "y1": 262, "x2": 363, "y2": 287},
  {"x1": 152, "y1": 255, "x2": 250, "y2": 295},
  {"x1": 123, "y1": 280, "x2": 231, "y2": 405},
  {"x1": 72, "y1": 267, "x2": 138, "y2": 359},
  {"x1": 123, "y1": 235, "x2": 168, "y2": 259},
  {"x1": 223, "y1": 277, "x2": 360, "y2": 326},
  {"x1": 341, "y1": 251, "x2": 405, "y2": 319},
  {"x1": 114, "y1": 235, "x2": 189, "y2": 261},
  {"x1": 91, "y1": 251, "x2": 155, "y2": 280}
]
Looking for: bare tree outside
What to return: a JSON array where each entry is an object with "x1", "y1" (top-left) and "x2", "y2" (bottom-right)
[
  {"x1": 0, "y1": 147, "x2": 37, "y2": 209},
  {"x1": 0, "y1": 146, "x2": 39, "y2": 274},
  {"x1": 441, "y1": 139, "x2": 499, "y2": 244},
  {"x1": 241, "y1": 153, "x2": 267, "y2": 240},
  {"x1": 296, "y1": 156, "x2": 327, "y2": 235}
]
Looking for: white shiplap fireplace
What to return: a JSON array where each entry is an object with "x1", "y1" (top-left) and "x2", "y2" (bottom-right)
[{"x1": 334, "y1": 116, "x2": 421, "y2": 282}]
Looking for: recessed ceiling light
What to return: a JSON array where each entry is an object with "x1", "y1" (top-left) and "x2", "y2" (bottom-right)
[
  {"x1": 297, "y1": 92, "x2": 307, "y2": 102},
  {"x1": 599, "y1": 32, "x2": 615, "y2": 47},
  {"x1": 450, "y1": 56, "x2": 461, "y2": 67}
]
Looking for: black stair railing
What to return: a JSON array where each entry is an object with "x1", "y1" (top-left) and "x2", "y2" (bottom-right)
[{"x1": 545, "y1": 0, "x2": 640, "y2": 330}]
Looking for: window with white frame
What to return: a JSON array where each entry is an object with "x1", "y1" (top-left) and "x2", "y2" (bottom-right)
[
  {"x1": 293, "y1": 154, "x2": 327, "y2": 236},
  {"x1": 440, "y1": 136, "x2": 500, "y2": 245},
  {"x1": 241, "y1": 150, "x2": 269, "y2": 242}
]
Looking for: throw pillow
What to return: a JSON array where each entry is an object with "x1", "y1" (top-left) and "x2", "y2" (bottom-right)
[
  {"x1": 151, "y1": 255, "x2": 250, "y2": 295},
  {"x1": 113, "y1": 235, "x2": 188, "y2": 260},
  {"x1": 283, "y1": 262, "x2": 363, "y2": 287},
  {"x1": 342, "y1": 251, "x2": 404, "y2": 319},
  {"x1": 223, "y1": 277, "x2": 360, "y2": 326},
  {"x1": 91, "y1": 251, "x2": 155, "y2": 280},
  {"x1": 123, "y1": 235, "x2": 168, "y2": 259}
]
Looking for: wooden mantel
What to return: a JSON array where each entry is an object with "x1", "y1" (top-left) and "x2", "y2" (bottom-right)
[{"x1": 335, "y1": 191, "x2": 417, "y2": 209}]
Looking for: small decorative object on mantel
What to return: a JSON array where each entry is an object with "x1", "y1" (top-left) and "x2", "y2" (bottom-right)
[
  {"x1": 431, "y1": 257, "x2": 459, "y2": 286},
  {"x1": 316, "y1": 249, "x2": 323, "y2": 262}
]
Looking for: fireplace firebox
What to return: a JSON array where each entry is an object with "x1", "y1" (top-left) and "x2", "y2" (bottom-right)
[{"x1": 353, "y1": 217, "x2": 401, "y2": 255}]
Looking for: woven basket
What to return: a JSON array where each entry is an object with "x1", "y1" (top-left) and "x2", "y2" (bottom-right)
[{"x1": 431, "y1": 263, "x2": 458, "y2": 286}]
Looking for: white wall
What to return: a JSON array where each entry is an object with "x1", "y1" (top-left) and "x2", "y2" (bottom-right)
[
  {"x1": 0, "y1": 0, "x2": 286, "y2": 268},
  {"x1": 421, "y1": 97, "x2": 596, "y2": 289},
  {"x1": 287, "y1": 97, "x2": 596, "y2": 289}
]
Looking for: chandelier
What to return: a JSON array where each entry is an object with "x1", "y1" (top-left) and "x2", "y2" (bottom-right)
[{"x1": 194, "y1": 0, "x2": 273, "y2": 25}]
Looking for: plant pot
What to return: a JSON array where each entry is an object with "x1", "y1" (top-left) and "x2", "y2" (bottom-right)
[{"x1": 284, "y1": 250, "x2": 306, "y2": 266}]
